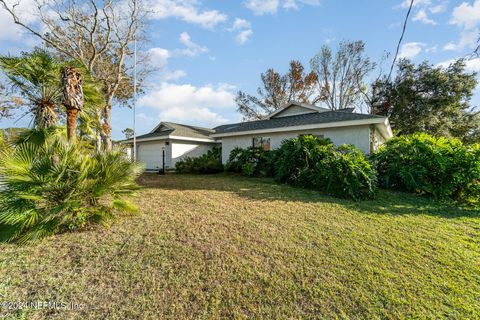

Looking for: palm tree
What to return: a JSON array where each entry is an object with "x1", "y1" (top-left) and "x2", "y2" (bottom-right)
[
  {"x1": 61, "y1": 67, "x2": 84, "y2": 143},
  {"x1": 0, "y1": 49, "x2": 103, "y2": 142},
  {"x1": 0, "y1": 49, "x2": 63, "y2": 128}
]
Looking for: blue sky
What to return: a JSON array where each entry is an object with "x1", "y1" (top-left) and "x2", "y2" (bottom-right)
[{"x1": 1, "y1": 0, "x2": 479, "y2": 140}]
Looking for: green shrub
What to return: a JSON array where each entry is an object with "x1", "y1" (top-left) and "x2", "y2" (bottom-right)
[
  {"x1": 373, "y1": 133, "x2": 480, "y2": 203},
  {"x1": 0, "y1": 129, "x2": 143, "y2": 243},
  {"x1": 226, "y1": 135, "x2": 377, "y2": 200},
  {"x1": 175, "y1": 147, "x2": 223, "y2": 174},
  {"x1": 225, "y1": 147, "x2": 275, "y2": 177},
  {"x1": 275, "y1": 135, "x2": 377, "y2": 200}
]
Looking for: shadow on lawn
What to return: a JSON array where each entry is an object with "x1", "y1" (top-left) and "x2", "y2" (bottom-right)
[{"x1": 138, "y1": 173, "x2": 480, "y2": 219}]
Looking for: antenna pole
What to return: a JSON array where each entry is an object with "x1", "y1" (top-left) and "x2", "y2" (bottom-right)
[{"x1": 133, "y1": 34, "x2": 137, "y2": 161}]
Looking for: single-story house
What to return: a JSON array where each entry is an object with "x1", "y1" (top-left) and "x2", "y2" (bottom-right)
[
  {"x1": 123, "y1": 102, "x2": 393, "y2": 170},
  {"x1": 123, "y1": 122, "x2": 219, "y2": 171}
]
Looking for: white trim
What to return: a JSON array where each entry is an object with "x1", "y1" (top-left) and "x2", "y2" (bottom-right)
[
  {"x1": 121, "y1": 135, "x2": 218, "y2": 144},
  {"x1": 169, "y1": 135, "x2": 218, "y2": 143},
  {"x1": 211, "y1": 118, "x2": 388, "y2": 138},
  {"x1": 121, "y1": 136, "x2": 169, "y2": 143}
]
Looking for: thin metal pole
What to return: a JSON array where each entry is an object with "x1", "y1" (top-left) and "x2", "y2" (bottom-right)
[{"x1": 133, "y1": 35, "x2": 137, "y2": 162}]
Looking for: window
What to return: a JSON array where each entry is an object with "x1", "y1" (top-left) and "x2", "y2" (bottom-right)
[{"x1": 253, "y1": 137, "x2": 271, "y2": 151}]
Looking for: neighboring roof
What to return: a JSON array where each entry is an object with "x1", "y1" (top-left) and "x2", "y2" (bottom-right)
[
  {"x1": 213, "y1": 110, "x2": 387, "y2": 136},
  {"x1": 266, "y1": 102, "x2": 330, "y2": 119},
  {"x1": 122, "y1": 122, "x2": 216, "y2": 143}
]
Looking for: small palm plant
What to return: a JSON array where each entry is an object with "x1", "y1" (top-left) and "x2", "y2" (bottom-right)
[
  {"x1": 0, "y1": 49, "x2": 63, "y2": 128},
  {"x1": 0, "y1": 129, "x2": 143, "y2": 244}
]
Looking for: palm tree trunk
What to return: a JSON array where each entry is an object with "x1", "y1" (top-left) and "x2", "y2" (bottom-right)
[
  {"x1": 61, "y1": 67, "x2": 84, "y2": 144},
  {"x1": 66, "y1": 108, "x2": 78, "y2": 143}
]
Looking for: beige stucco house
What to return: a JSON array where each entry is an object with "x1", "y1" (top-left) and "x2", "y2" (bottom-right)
[{"x1": 123, "y1": 102, "x2": 393, "y2": 170}]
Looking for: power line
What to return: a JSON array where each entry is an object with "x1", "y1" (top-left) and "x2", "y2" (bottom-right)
[{"x1": 387, "y1": 0, "x2": 415, "y2": 81}]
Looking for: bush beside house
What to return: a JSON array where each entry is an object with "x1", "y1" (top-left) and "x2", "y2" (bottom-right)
[
  {"x1": 175, "y1": 147, "x2": 223, "y2": 174},
  {"x1": 226, "y1": 135, "x2": 377, "y2": 200},
  {"x1": 373, "y1": 133, "x2": 480, "y2": 204}
]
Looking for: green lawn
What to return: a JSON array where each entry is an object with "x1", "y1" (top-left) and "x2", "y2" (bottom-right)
[{"x1": 1, "y1": 173, "x2": 479, "y2": 319}]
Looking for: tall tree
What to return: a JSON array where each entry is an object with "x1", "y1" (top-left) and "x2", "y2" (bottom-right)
[
  {"x1": 0, "y1": 0, "x2": 149, "y2": 150},
  {"x1": 235, "y1": 60, "x2": 319, "y2": 120},
  {"x1": 61, "y1": 67, "x2": 84, "y2": 143},
  {"x1": 372, "y1": 59, "x2": 480, "y2": 143},
  {"x1": 122, "y1": 128, "x2": 134, "y2": 139},
  {"x1": 310, "y1": 40, "x2": 375, "y2": 110}
]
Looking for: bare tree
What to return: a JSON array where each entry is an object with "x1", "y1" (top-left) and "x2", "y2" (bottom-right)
[
  {"x1": 0, "y1": 0, "x2": 150, "y2": 150},
  {"x1": 236, "y1": 60, "x2": 319, "y2": 120},
  {"x1": 310, "y1": 40, "x2": 376, "y2": 110}
]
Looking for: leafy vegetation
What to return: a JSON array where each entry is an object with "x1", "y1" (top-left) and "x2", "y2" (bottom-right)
[
  {"x1": 226, "y1": 136, "x2": 377, "y2": 200},
  {"x1": 373, "y1": 133, "x2": 480, "y2": 204},
  {"x1": 275, "y1": 135, "x2": 377, "y2": 200},
  {"x1": 175, "y1": 147, "x2": 223, "y2": 174},
  {"x1": 1, "y1": 174, "x2": 478, "y2": 319},
  {"x1": 0, "y1": 129, "x2": 143, "y2": 244},
  {"x1": 372, "y1": 59, "x2": 480, "y2": 143},
  {"x1": 225, "y1": 146, "x2": 275, "y2": 177},
  {"x1": 0, "y1": 49, "x2": 103, "y2": 139}
]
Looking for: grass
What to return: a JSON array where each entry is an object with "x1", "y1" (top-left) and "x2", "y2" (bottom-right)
[{"x1": 0, "y1": 173, "x2": 479, "y2": 319}]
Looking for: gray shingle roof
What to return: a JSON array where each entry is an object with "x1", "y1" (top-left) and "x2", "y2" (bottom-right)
[
  {"x1": 123, "y1": 122, "x2": 214, "y2": 142},
  {"x1": 213, "y1": 110, "x2": 384, "y2": 135}
]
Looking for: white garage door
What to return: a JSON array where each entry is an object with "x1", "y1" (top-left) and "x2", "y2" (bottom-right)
[{"x1": 138, "y1": 143, "x2": 163, "y2": 170}]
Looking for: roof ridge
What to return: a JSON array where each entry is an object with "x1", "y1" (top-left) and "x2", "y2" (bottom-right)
[{"x1": 164, "y1": 121, "x2": 215, "y2": 132}]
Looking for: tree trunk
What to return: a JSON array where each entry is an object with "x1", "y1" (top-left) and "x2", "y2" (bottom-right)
[
  {"x1": 61, "y1": 67, "x2": 84, "y2": 144},
  {"x1": 66, "y1": 108, "x2": 78, "y2": 144},
  {"x1": 101, "y1": 104, "x2": 112, "y2": 150}
]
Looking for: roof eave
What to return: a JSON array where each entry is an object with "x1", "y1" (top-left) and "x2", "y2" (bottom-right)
[{"x1": 211, "y1": 118, "x2": 388, "y2": 138}]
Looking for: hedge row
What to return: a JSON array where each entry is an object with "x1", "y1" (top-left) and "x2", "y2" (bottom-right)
[
  {"x1": 176, "y1": 133, "x2": 480, "y2": 204},
  {"x1": 226, "y1": 135, "x2": 377, "y2": 200}
]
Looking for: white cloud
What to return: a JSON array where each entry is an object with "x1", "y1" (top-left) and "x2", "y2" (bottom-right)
[
  {"x1": 429, "y1": 3, "x2": 447, "y2": 14},
  {"x1": 397, "y1": 0, "x2": 431, "y2": 9},
  {"x1": 450, "y1": 0, "x2": 480, "y2": 29},
  {"x1": 0, "y1": 0, "x2": 40, "y2": 40},
  {"x1": 236, "y1": 29, "x2": 253, "y2": 44},
  {"x1": 397, "y1": 0, "x2": 447, "y2": 25},
  {"x1": 230, "y1": 18, "x2": 253, "y2": 45},
  {"x1": 176, "y1": 32, "x2": 209, "y2": 57},
  {"x1": 138, "y1": 82, "x2": 236, "y2": 126},
  {"x1": 447, "y1": 0, "x2": 480, "y2": 50},
  {"x1": 232, "y1": 18, "x2": 251, "y2": 30},
  {"x1": 148, "y1": 47, "x2": 171, "y2": 68},
  {"x1": 443, "y1": 42, "x2": 458, "y2": 51},
  {"x1": 413, "y1": 9, "x2": 437, "y2": 25},
  {"x1": 398, "y1": 42, "x2": 425, "y2": 59},
  {"x1": 437, "y1": 58, "x2": 480, "y2": 72},
  {"x1": 245, "y1": 0, "x2": 279, "y2": 15},
  {"x1": 149, "y1": 0, "x2": 227, "y2": 29},
  {"x1": 245, "y1": 0, "x2": 320, "y2": 15},
  {"x1": 283, "y1": 0, "x2": 321, "y2": 10},
  {"x1": 161, "y1": 69, "x2": 187, "y2": 81}
]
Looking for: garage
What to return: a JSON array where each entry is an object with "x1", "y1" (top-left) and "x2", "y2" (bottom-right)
[{"x1": 137, "y1": 142, "x2": 164, "y2": 170}]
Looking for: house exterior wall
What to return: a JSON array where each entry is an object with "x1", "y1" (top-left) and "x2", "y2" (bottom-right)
[
  {"x1": 170, "y1": 140, "x2": 217, "y2": 168},
  {"x1": 135, "y1": 139, "x2": 217, "y2": 170},
  {"x1": 220, "y1": 125, "x2": 371, "y2": 164},
  {"x1": 136, "y1": 140, "x2": 168, "y2": 171}
]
